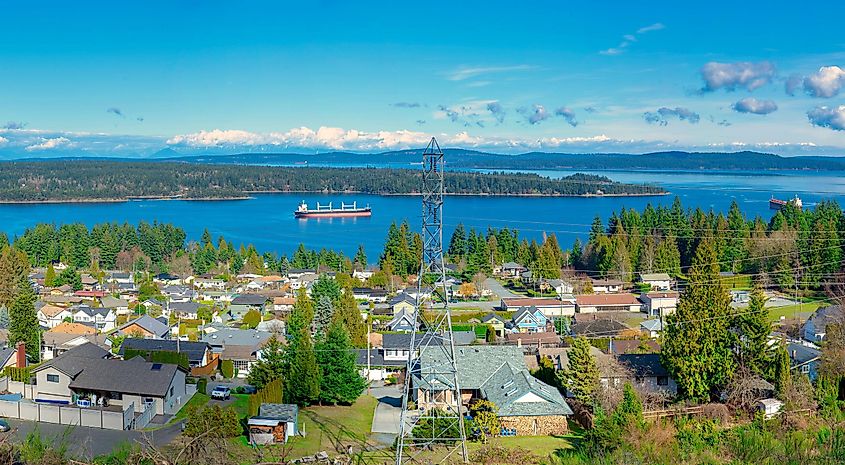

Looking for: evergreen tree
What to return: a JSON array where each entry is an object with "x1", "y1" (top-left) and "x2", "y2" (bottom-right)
[
  {"x1": 288, "y1": 288, "x2": 315, "y2": 340},
  {"x1": 353, "y1": 245, "x2": 367, "y2": 269},
  {"x1": 0, "y1": 247, "x2": 30, "y2": 309},
  {"x1": 44, "y1": 264, "x2": 57, "y2": 287},
  {"x1": 313, "y1": 296, "x2": 335, "y2": 338},
  {"x1": 247, "y1": 337, "x2": 286, "y2": 389},
  {"x1": 447, "y1": 223, "x2": 468, "y2": 261},
  {"x1": 661, "y1": 240, "x2": 734, "y2": 401},
  {"x1": 334, "y1": 286, "x2": 367, "y2": 347},
  {"x1": 561, "y1": 336, "x2": 599, "y2": 405},
  {"x1": 8, "y1": 276, "x2": 40, "y2": 362},
  {"x1": 0, "y1": 307, "x2": 9, "y2": 329},
  {"x1": 773, "y1": 341, "x2": 792, "y2": 399},
  {"x1": 284, "y1": 324, "x2": 320, "y2": 405},
  {"x1": 311, "y1": 274, "x2": 342, "y2": 305},
  {"x1": 730, "y1": 286, "x2": 772, "y2": 376},
  {"x1": 316, "y1": 321, "x2": 367, "y2": 404}
]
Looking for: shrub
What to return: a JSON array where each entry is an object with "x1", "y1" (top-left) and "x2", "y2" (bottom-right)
[
  {"x1": 248, "y1": 378, "x2": 284, "y2": 416},
  {"x1": 197, "y1": 378, "x2": 208, "y2": 395},
  {"x1": 220, "y1": 359, "x2": 235, "y2": 379}
]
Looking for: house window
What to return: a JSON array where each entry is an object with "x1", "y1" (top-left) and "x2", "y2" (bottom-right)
[
  {"x1": 800, "y1": 365, "x2": 810, "y2": 374},
  {"x1": 46, "y1": 374, "x2": 59, "y2": 383},
  {"x1": 111, "y1": 392, "x2": 123, "y2": 400},
  {"x1": 657, "y1": 376, "x2": 669, "y2": 386}
]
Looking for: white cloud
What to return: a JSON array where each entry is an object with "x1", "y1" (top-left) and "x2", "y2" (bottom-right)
[
  {"x1": 807, "y1": 105, "x2": 845, "y2": 131},
  {"x1": 445, "y1": 65, "x2": 534, "y2": 81},
  {"x1": 699, "y1": 61, "x2": 775, "y2": 92},
  {"x1": 731, "y1": 98, "x2": 778, "y2": 115},
  {"x1": 518, "y1": 104, "x2": 550, "y2": 125},
  {"x1": 601, "y1": 22, "x2": 665, "y2": 55},
  {"x1": 803, "y1": 66, "x2": 845, "y2": 98},
  {"x1": 637, "y1": 23, "x2": 665, "y2": 34},
  {"x1": 25, "y1": 137, "x2": 72, "y2": 151}
]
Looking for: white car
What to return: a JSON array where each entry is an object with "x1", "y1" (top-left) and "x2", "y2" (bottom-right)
[{"x1": 211, "y1": 385, "x2": 231, "y2": 400}]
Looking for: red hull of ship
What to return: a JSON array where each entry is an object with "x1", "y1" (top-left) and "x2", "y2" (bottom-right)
[{"x1": 295, "y1": 210, "x2": 372, "y2": 219}]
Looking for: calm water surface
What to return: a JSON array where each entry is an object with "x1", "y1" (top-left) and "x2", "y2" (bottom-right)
[{"x1": 2, "y1": 169, "x2": 844, "y2": 258}]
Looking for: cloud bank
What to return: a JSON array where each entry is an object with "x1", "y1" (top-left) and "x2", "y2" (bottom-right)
[{"x1": 732, "y1": 98, "x2": 778, "y2": 115}]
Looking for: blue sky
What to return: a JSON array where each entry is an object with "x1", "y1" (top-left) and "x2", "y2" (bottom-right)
[{"x1": 1, "y1": 0, "x2": 844, "y2": 156}]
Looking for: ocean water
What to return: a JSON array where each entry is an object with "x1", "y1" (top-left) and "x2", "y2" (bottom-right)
[{"x1": 1, "y1": 169, "x2": 843, "y2": 258}]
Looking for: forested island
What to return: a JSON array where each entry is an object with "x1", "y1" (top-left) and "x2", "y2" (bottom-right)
[{"x1": 0, "y1": 160, "x2": 664, "y2": 202}]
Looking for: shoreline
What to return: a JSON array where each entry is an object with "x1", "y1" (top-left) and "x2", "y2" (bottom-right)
[{"x1": 0, "y1": 190, "x2": 669, "y2": 205}]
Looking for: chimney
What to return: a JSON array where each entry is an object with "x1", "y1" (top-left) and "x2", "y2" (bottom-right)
[
  {"x1": 792, "y1": 350, "x2": 797, "y2": 359},
  {"x1": 16, "y1": 342, "x2": 26, "y2": 368}
]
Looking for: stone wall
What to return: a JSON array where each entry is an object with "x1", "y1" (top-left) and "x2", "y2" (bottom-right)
[{"x1": 500, "y1": 415, "x2": 569, "y2": 436}]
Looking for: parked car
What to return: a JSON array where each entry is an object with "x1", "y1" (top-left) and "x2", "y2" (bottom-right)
[
  {"x1": 0, "y1": 419, "x2": 9, "y2": 432},
  {"x1": 241, "y1": 385, "x2": 257, "y2": 394},
  {"x1": 211, "y1": 385, "x2": 231, "y2": 400}
]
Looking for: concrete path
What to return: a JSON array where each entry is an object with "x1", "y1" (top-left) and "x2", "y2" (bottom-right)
[{"x1": 370, "y1": 384, "x2": 402, "y2": 435}]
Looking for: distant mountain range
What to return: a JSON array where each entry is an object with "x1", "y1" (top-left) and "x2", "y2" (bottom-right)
[{"x1": 165, "y1": 149, "x2": 845, "y2": 171}]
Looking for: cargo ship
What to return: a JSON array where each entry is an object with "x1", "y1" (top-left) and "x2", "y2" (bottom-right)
[
  {"x1": 294, "y1": 200, "x2": 372, "y2": 218},
  {"x1": 769, "y1": 195, "x2": 802, "y2": 211}
]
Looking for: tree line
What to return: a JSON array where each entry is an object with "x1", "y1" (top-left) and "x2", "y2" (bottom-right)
[{"x1": 0, "y1": 160, "x2": 664, "y2": 201}]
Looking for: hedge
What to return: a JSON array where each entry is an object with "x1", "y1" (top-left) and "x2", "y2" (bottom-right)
[
  {"x1": 3, "y1": 366, "x2": 34, "y2": 383},
  {"x1": 221, "y1": 359, "x2": 235, "y2": 379},
  {"x1": 124, "y1": 348, "x2": 190, "y2": 370},
  {"x1": 248, "y1": 378, "x2": 284, "y2": 417}
]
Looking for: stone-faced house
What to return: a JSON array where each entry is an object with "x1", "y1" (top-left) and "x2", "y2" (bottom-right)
[{"x1": 413, "y1": 345, "x2": 572, "y2": 436}]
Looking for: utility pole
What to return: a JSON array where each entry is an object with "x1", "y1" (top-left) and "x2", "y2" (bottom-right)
[{"x1": 395, "y1": 138, "x2": 468, "y2": 465}]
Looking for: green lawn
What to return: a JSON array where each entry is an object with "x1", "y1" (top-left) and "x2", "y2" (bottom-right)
[
  {"x1": 370, "y1": 434, "x2": 578, "y2": 463},
  {"x1": 720, "y1": 274, "x2": 753, "y2": 289},
  {"x1": 231, "y1": 393, "x2": 250, "y2": 418},
  {"x1": 286, "y1": 395, "x2": 378, "y2": 459},
  {"x1": 173, "y1": 393, "x2": 209, "y2": 420},
  {"x1": 768, "y1": 301, "x2": 825, "y2": 322}
]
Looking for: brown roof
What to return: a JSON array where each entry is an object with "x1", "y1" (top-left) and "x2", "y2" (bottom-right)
[
  {"x1": 39, "y1": 305, "x2": 67, "y2": 318},
  {"x1": 501, "y1": 297, "x2": 566, "y2": 307},
  {"x1": 576, "y1": 294, "x2": 640, "y2": 306},
  {"x1": 47, "y1": 322, "x2": 97, "y2": 335},
  {"x1": 609, "y1": 339, "x2": 661, "y2": 355},
  {"x1": 645, "y1": 291, "x2": 679, "y2": 298},
  {"x1": 505, "y1": 332, "x2": 561, "y2": 345},
  {"x1": 273, "y1": 297, "x2": 295, "y2": 305},
  {"x1": 220, "y1": 345, "x2": 259, "y2": 361},
  {"x1": 258, "y1": 275, "x2": 284, "y2": 283}
]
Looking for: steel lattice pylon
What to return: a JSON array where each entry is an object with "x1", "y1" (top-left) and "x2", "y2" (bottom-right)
[{"x1": 395, "y1": 137, "x2": 468, "y2": 464}]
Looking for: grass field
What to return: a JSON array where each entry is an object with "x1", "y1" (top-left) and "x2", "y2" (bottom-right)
[
  {"x1": 285, "y1": 395, "x2": 379, "y2": 459},
  {"x1": 768, "y1": 301, "x2": 825, "y2": 321},
  {"x1": 367, "y1": 434, "x2": 578, "y2": 463},
  {"x1": 173, "y1": 393, "x2": 209, "y2": 420}
]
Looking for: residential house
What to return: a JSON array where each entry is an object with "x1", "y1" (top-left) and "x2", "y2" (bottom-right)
[
  {"x1": 608, "y1": 339, "x2": 661, "y2": 355},
  {"x1": 639, "y1": 273, "x2": 673, "y2": 291},
  {"x1": 33, "y1": 343, "x2": 189, "y2": 416},
  {"x1": 201, "y1": 328, "x2": 275, "y2": 378},
  {"x1": 575, "y1": 294, "x2": 641, "y2": 313},
  {"x1": 504, "y1": 331, "x2": 561, "y2": 348},
  {"x1": 352, "y1": 288, "x2": 388, "y2": 303},
  {"x1": 169, "y1": 301, "x2": 201, "y2": 320},
  {"x1": 71, "y1": 305, "x2": 117, "y2": 332},
  {"x1": 153, "y1": 273, "x2": 182, "y2": 286},
  {"x1": 0, "y1": 345, "x2": 20, "y2": 370},
  {"x1": 619, "y1": 353, "x2": 677, "y2": 396},
  {"x1": 385, "y1": 309, "x2": 417, "y2": 332},
  {"x1": 248, "y1": 403, "x2": 299, "y2": 444},
  {"x1": 357, "y1": 331, "x2": 478, "y2": 380},
  {"x1": 570, "y1": 316, "x2": 629, "y2": 338},
  {"x1": 106, "y1": 271, "x2": 134, "y2": 286},
  {"x1": 405, "y1": 287, "x2": 433, "y2": 301},
  {"x1": 499, "y1": 262, "x2": 527, "y2": 278},
  {"x1": 590, "y1": 279, "x2": 623, "y2": 294},
  {"x1": 500, "y1": 297, "x2": 575, "y2": 318},
  {"x1": 119, "y1": 338, "x2": 212, "y2": 368},
  {"x1": 788, "y1": 342, "x2": 821, "y2": 382},
  {"x1": 163, "y1": 285, "x2": 196, "y2": 304},
  {"x1": 37, "y1": 304, "x2": 72, "y2": 329},
  {"x1": 510, "y1": 306, "x2": 549, "y2": 333},
  {"x1": 804, "y1": 305, "x2": 841, "y2": 343},
  {"x1": 42, "y1": 322, "x2": 98, "y2": 358},
  {"x1": 413, "y1": 346, "x2": 572, "y2": 435},
  {"x1": 117, "y1": 314, "x2": 171, "y2": 339},
  {"x1": 547, "y1": 279, "x2": 574, "y2": 296},
  {"x1": 272, "y1": 296, "x2": 296, "y2": 314},
  {"x1": 481, "y1": 313, "x2": 507, "y2": 338},
  {"x1": 194, "y1": 278, "x2": 227, "y2": 290},
  {"x1": 286, "y1": 268, "x2": 316, "y2": 280},
  {"x1": 230, "y1": 294, "x2": 269, "y2": 319},
  {"x1": 640, "y1": 291, "x2": 679, "y2": 317},
  {"x1": 640, "y1": 319, "x2": 664, "y2": 338},
  {"x1": 100, "y1": 296, "x2": 130, "y2": 316},
  {"x1": 352, "y1": 268, "x2": 375, "y2": 281},
  {"x1": 389, "y1": 293, "x2": 417, "y2": 315}
]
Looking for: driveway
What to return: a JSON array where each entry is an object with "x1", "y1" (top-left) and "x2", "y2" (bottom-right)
[
  {"x1": 370, "y1": 384, "x2": 402, "y2": 435},
  {"x1": 485, "y1": 278, "x2": 516, "y2": 300},
  {"x1": 6, "y1": 418, "x2": 184, "y2": 459}
]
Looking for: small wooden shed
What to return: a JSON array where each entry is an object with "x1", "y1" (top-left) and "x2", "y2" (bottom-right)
[{"x1": 247, "y1": 403, "x2": 299, "y2": 444}]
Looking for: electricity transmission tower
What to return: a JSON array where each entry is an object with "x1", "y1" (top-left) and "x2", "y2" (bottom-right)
[{"x1": 395, "y1": 138, "x2": 468, "y2": 464}]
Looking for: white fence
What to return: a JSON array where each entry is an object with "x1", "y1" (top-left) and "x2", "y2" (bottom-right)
[
  {"x1": 132, "y1": 400, "x2": 156, "y2": 430},
  {"x1": 0, "y1": 398, "x2": 134, "y2": 430}
]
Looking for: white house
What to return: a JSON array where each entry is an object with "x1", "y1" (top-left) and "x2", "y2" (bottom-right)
[
  {"x1": 37, "y1": 304, "x2": 72, "y2": 329},
  {"x1": 71, "y1": 306, "x2": 117, "y2": 332},
  {"x1": 575, "y1": 294, "x2": 641, "y2": 313},
  {"x1": 639, "y1": 273, "x2": 673, "y2": 291},
  {"x1": 590, "y1": 279, "x2": 623, "y2": 294},
  {"x1": 640, "y1": 291, "x2": 679, "y2": 317}
]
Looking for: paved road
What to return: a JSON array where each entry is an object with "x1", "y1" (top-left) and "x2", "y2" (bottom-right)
[
  {"x1": 485, "y1": 278, "x2": 516, "y2": 300},
  {"x1": 6, "y1": 418, "x2": 184, "y2": 459},
  {"x1": 370, "y1": 384, "x2": 402, "y2": 435}
]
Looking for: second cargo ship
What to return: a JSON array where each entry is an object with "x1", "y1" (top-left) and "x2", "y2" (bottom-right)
[{"x1": 294, "y1": 200, "x2": 372, "y2": 218}]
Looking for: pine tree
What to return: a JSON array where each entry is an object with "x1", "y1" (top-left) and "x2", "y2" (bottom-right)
[
  {"x1": 311, "y1": 274, "x2": 341, "y2": 305},
  {"x1": 247, "y1": 337, "x2": 286, "y2": 389},
  {"x1": 661, "y1": 240, "x2": 734, "y2": 401},
  {"x1": 284, "y1": 324, "x2": 320, "y2": 405},
  {"x1": 730, "y1": 286, "x2": 772, "y2": 376},
  {"x1": 448, "y1": 223, "x2": 468, "y2": 261},
  {"x1": 313, "y1": 296, "x2": 335, "y2": 338},
  {"x1": 8, "y1": 276, "x2": 39, "y2": 362},
  {"x1": 561, "y1": 336, "x2": 599, "y2": 405},
  {"x1": 334, "y1": 286, "x2": 367, "y2": 347},
  {"x1": 316, "y1": 321, "x2": 367, "y2": 405},
  {"x1": 773, "y1": 341, "x2": 792, "y2": 399},
  {"x1": 353, "y1": 245, "x2": 367, "y2": 270},
  {"x1": 44, "y1": 264, "x2": 57, "y2": 287}
]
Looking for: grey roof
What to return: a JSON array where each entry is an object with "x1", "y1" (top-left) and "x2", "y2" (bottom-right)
[
  {"x1": 502, "y1": 262, "x2": 524, "y2": 269},
  {"x1": 202, "y1": 328, "x2": 272, "y2": 348},
  {"x1": 69, "y1": 356, "x2": 184, "y2": 397},
  {"x1": 256, "y1": 403, "x2": 299, "y2": 422},
  {"x1": 389, "y1": 293, "x2": 416, "y2": 306},
  {"x1": 354, "y1": 349, "x2": 406, "y2": 367},
  {"x1": 618, "y1": 353, "x2": 669, "y2": 378},
  {"x1": 481, "y1": 313, "x2": 507, "y2": 324},
  {"x1": 119, "y1": 338, "x2": 209, "y2": 364},
  {"x1": 73, "y1": 305, "x2": 112, "y2": 318},
  {"x1": 415, "y1": 345, "x2": 572, "y2": 417},
  {"x1": 0, "y1": 347, "x2": 15, "y2": 366},
  {"x1": 571, "y1": 318, "x2": 628, "y2": 337},
  {"x1": 100, "y1": 296, "x2": 128, "y2": 308},
  {"x1": 231, "y1": 294, "x2": 269, "y2": 306},
  {"x1": 640, "y1": 319, "x2": 663, "y2": 332},
  {"x1": 144, "y1": 298, "x2": 165, "y2": 307},
  {"x1": 381, "y1": 331, "x2": 477, "y2": 349},
  {"x1": 386, "y1": 309, "x2": 416, "y2": 331},
  {"x1": 35, "y1": 343, "x2": 112, "y2": 377},
  {"x1": 118, "y1": 314, "x2": 170, "y2": 338},
  {"x1": 169, "y1": 301, "x2": 201, "y2": 314},
  {"x1": 787, "y1": 342, "x2": 821, "y2": 367},
  {"x1": 807, "y1": 305, "x2": 842, "y2": 334},
  {"x1": 512, "y1": 306, "x2": 545, "y2": 325},
  {"x1": 640, "y1": 273, "x2": 671, "y2": 281}
]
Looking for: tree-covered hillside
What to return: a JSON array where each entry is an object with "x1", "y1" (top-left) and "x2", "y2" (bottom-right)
[{"x1": 0, "y1": 161, "x2": 664, "y2": 201}]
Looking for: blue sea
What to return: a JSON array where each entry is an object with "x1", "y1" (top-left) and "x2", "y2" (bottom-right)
[{"x1": 2, "y1": 168, "x2": 844, "y2": 258}]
